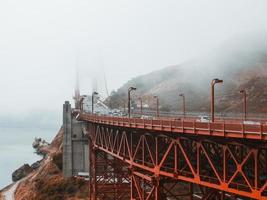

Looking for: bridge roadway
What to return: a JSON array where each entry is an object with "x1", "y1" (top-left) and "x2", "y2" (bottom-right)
[
  {"x1": 77, "y1": 111, "x2": 267, "y2": 200},
  {"x1": 80, "y1": 113, "x2": 267, "y2": 141}
]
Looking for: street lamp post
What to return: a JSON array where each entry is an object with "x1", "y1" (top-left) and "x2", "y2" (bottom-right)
[
  {"x1": 211, "y1": 78, "x2": 223, "y2": 122},
  {"x1": 80, "y1": 95, "x2": 87, "y2": 111},
  {"x1": 128, "y1": 87, "x2": 137, "y2": 118},
  {"x1": 80, "y1": 97, "x2": 85, "y2": 111},
  {"x1": 154, "y1": 96, "x2": 159, "y2": 117},
  {"x1": 92, "y1": 92, "x2": 98, "y2": 114},
  {"x1": 138, "y1": 97, "x2": 143, "y2": 116},
  {"x1": 123, "y1": 100, "x2": 126, "y2": 114},
  {"x1": 179, "y1": 93, "x2": 186, "y2": 117},
  {"x1": 240, "y1": 90, "x2": 247, "y2": 120}
]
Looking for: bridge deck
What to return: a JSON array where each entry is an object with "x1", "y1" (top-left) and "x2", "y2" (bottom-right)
[{"x1": 79, "y1": 112, "x2": 267, "y2": 141}]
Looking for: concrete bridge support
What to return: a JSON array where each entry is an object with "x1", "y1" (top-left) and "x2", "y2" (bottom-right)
[
  {"x1": 63, "y1": 101, "x2": 89, "y2": 177},
  {"x1": 63, "y1": 101, "x2": 72, "y2": 177}
]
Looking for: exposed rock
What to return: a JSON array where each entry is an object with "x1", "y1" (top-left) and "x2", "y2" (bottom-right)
[
  {"x1": 12, "y1": 164, "x2": 33, "y2": 182},
  {"x1": 31, "y1": 160, "x2": 42, "y2": 170}
]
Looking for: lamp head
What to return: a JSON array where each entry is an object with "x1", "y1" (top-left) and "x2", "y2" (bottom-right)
[
  {"x1": 129, "y1": 86, "x2": 136, "y2": 91},
  {"x1": 213, "y1": 78, "x2": 223, "y2": 84},
  {"x1": 240, "y1": 90, "x2": 245, "y2": 94}
]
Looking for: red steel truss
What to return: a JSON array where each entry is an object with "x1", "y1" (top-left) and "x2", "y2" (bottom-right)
[
  {"x1": 89, "y1": 139, "x2": 131, "y2": 200},
  {"x1": 79, "y1": 113, "x2": 267, "y2": 199}
]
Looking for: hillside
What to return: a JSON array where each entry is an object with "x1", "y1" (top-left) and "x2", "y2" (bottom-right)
[
  {"x1": 0, "y1": 128, "x2": 89, "y2": 200},
  {"x1": 109, "y1": 33, "x2": 267, "y2": 115}
]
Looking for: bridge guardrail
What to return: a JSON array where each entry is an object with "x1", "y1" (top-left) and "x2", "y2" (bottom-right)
[{"x1": 76, "y1": 112, "x2": 267, "y2": 141}]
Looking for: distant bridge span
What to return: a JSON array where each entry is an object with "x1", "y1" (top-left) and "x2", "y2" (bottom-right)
[{"x1": 76, "y1": 111, "x2": 267, "y2": 200}]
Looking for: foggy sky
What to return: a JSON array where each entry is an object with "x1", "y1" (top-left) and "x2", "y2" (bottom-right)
[{"x1": 0, "y1": 0, "x2": 267, "y2": 114}]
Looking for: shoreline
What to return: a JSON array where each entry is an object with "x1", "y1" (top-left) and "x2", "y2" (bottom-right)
[{"x1": 0, "y1": 127, "x2": 57, "y2": 190}]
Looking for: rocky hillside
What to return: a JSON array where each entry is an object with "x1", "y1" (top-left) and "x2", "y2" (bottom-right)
[
  {"x1": 0, "y1": 128, "x2": 89, "y2": 200},
  {"x1": 109, "y1": 33, "x2": 267, "y2": 115}
]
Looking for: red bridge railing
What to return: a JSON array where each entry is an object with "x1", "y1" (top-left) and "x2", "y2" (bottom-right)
[{"x1": 79, "y1": 112, "x2": 267, "y2": 141}]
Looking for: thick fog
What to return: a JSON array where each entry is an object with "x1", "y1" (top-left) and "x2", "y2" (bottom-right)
[{"x1": 0, "y1": 0, "x2": 267, "y2": 115}]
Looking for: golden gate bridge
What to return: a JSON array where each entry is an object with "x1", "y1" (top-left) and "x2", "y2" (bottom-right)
[{"x1": 69, "y1": 78, "x2": 267, "y2": 200}]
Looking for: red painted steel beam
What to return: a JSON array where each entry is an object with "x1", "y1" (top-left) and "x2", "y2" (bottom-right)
[
  {"x1": 87, "y1": 122, "x2": 267, "y2": 199},
  {"x1": 88, "y1": 139, "x2": 131, "y2": 200}
]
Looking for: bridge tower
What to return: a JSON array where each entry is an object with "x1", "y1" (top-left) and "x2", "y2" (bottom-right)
[{"x1": 74, "y1": 66, "x2": 81, "y2": 109}]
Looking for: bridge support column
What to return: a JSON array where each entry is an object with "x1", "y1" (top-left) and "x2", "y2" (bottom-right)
[
  {"x1": 88, "y1": 125, "x2": 130, "y2": 200},
  {"x1": 63, "y1": 101, "x2": 72, "y2": 177},
  {"x1": 63, "y1": 102, "x2": 89, "y2": 177},
  {"x1": 189, "y1": 183, "x2": 193, "y2": 200},
  {"x1": 89, "y1": 136, "x2": 96, "y2": 200}
]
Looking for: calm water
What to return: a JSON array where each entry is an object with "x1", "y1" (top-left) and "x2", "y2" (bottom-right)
[{"x1": 0, "y1": 127, "x2": 58, "y2": 189}]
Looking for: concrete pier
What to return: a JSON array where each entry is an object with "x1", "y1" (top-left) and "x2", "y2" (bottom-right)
[
  {"x1": 63, "y1": 101, "x2": 89, "y2": 177},
  {"x1": 63, "y1": 101, "x2": 72, "y2": 177}
]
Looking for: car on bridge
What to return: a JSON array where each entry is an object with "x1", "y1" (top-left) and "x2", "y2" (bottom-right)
[
  {"x1": 243, "y1": 120, "x2": 261, "y2": 125},
  {"x1": 197, "y1": 115, "x2": 211, "y2": 123}
]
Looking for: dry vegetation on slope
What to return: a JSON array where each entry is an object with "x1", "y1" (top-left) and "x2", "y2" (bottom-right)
[{"x1": 14, "y1": 128, "x2": 89, "y2": 200}]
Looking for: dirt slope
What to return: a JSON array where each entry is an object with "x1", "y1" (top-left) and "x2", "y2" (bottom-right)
[{"x1": 14, "y1": 128, "x2": 89, "y2": 200}]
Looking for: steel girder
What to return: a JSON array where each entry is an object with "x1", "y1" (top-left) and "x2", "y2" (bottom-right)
[
  {"x1": 89, "y1": 134, "x2": 131, "y2": 200},
  {"x1": 88, "y1": 123, "x2": 267, "y2": 200}
]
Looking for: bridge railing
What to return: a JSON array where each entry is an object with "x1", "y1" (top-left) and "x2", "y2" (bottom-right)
[
  {"x1": 77, "y1": 112, "x2": 267, "y2": 141},
  {"x1": 132, "y1": 110, "x2": 267, "y2": 121}
]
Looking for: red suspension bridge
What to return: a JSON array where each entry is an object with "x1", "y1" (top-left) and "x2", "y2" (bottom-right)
[{"x1": 75, "y1": 111, "x2": 267, "y2": 200}]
